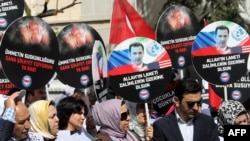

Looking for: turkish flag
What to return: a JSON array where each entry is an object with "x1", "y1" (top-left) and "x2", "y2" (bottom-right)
[
  {"x1": 208, "y1": 84, "x2": 222, "y2": 111},
  {"x1": 109, "y1": 0, "x2": 155, "y2": 44}
]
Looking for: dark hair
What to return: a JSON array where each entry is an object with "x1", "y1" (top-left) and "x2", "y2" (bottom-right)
[
  {"x1": 129, "y1": 42, "x2": 144, "y2": 53},
  {"x1": 237, "y1": 111, "x2": 248, "y2": 117},
  {"x1": 74, "y1": 88, "x2": 84, "y2": 94},
  {"x1": 121, "y1": 100, "x2": 125, "y2": 106},
  {"x1": 243, "y1": 98, "x2": 250, "y2": 112},
  {"x1": 174, "y1": 77, "x2": 201, "y2": 102},
  {"x1": 25, "y1": 86, "x2": 45, "y2": 102},
  {"x1": 215, "y1": 25, "x2": 229, "y2": 35},
  {"x1": 24, "y1": 90, "x2": 34, "y2": 105},
  {"x1": 56, "y1": 96, "x2": 88, "y2": 129},
  {"x1": 26, "y1": 90, "x2": 34, "y2": 96}
]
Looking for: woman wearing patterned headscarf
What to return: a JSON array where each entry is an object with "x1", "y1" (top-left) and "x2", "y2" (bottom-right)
[
  {"x1": 92, "y1": 99, "x2": 138, "y2": 141},
  {"x1": 28, "y1": 100, "x2": 59, "y2": 140},
  {"x1": 217, "y1": 100, "x2": 250, "y2": 137}
]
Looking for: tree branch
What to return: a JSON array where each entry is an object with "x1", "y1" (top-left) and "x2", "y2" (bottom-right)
[{"x1": 36, "y1": 0, "x2": 82, "y2": 18}]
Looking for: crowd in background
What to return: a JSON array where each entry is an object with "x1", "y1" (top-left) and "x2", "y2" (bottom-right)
[{"x1": 0, "y1": 77, "x2": 250, "y2": 141}]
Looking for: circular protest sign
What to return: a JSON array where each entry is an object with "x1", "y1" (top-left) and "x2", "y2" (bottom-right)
[
  {"x1": 192, "y1": 21, "x2": 250, "y2": 85},
  {"x1": 210, "y1": 75, "x2": 250, "y2": 103},
  {"x1": 0, "y1": 16, "x2": 59, "y2": 90},
  {"x1": 0, "y1": 0, "x2": 24, "y2": 40},
  {"x1": 0, "y1": 0, "x2": 24, "y2": 94},
  {"x1": 0, "y1": 60, "x2": 15, "y2": 95},
  {"x1": 56, "y1": 23, "x2": 104, "y2": 88},
  {"x1": 92, "y1": 40, "x2": 108, "y2": 102},
  {"x1": 152, "y1": 68, "x2": 181, "y2": 114},
  {"x1": 151, "y1": 65, "x2": 201, "y2": 114},
  {"x1": 156, "y1": 5, "x2": 201, "y2": 69},
  {"x1": 108, "y1": 37, "x2": 172, "y2": 102}
]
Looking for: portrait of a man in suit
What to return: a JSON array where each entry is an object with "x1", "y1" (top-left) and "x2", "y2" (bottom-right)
[
  {"x1": 128, "y1": 42, "x2": 148, "y2": 72},
  {"x1": 215, "y1": 25, "x2": 242, "y2": 54}
]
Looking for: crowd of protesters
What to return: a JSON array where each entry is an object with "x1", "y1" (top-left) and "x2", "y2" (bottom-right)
[{"x1": 0, "y1": 77, "x2": 249, "y2": 141}]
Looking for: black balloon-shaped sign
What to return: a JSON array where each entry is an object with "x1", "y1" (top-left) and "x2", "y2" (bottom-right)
[{"x1": 0, "y1": 16, "x2": 59, "y2": 90}]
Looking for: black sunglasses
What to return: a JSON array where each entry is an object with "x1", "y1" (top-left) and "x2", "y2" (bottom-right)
[
  {"x1": 186, "y1": 99, "x2": 202, "y2": 108},
  {"x1": 120, "y1": 110, "x2": 130, "y2": 121}
]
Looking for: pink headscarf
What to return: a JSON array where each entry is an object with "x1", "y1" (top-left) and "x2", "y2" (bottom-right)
[{"x1": 92, "y1": 99, "x2": 137, "y2": 141}]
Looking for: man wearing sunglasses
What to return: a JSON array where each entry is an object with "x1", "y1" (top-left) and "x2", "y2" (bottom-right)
[{"x1": 153, "y1": 77, "x2": 220, "y2": 141}]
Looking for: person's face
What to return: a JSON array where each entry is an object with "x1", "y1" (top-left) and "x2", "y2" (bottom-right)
[
  {"x1": 215, "y1": 29, "x2": 229, "y2": 48},
  {"x1": 119, "y1": 104, "x2": 130, "y2": 132},
  {"x1": 136, "y1": 103, "x2": 152, "y2": 125},
  {"x1": 174, "y1": 92, "x2": 202, "y2": 122},
  {"x1": 68, "y1": 108, "x2": 86, "y2": 131},
  {"x1": 31, "y1": 87, "x2": 47, "y2": 103},
  {"x1": 20, "y1": 20, "x2": 44, "y2": 44},
  {"x1": 130, "y1": 46, "x2": 144, "y2": 65},
  {"x1": 146, "y1": 43, "x2": 161, "y2": 57},
  {"x1": 48, "y1": 105, "x2": 59, "y2": 136},
  {"x1": 172, "y1": 9, "x2": 185, "y2": 28},
  {"x1": 12, "y1": 102, "x2": 30, "y2": 140},
  {"x1": 64, "y1": 27, "x2": 93, "y2": 49},
  {"x1": 234, "y1": 113, "x2": 250, "y2": 125},
  {"x1": 167, "y1": 9, "x2": 186, "y2": 30},
  {"x1": 72, "y1": 91, "x2": 83, "y2": 100}
]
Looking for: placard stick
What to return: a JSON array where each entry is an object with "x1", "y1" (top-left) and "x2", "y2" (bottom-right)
[
  {"x1": 145, "y1": 102, "x2": 150, "y2": 141},
  {"x1": 224, "y1": 86, "x2": 228, "y2": 101}
]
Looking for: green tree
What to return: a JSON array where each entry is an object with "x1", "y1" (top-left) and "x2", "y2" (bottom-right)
[
  {"x1": 158, "y1": 0, "x2": 250, "y2": 33},
  {"x1": 202, "y1": 0, "x2": 249, "y2": 33}
]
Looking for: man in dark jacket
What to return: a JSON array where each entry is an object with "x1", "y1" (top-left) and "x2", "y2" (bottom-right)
[{"x1": 153, "y1": 77, "x2": 220, "y2": 141}]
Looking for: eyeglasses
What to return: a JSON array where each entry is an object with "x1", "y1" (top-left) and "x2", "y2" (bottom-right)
[
  {"x1": 186, "y1": 99, "x2": 202, "y2": 108},
  {"x1": 120, "y1": 110, "x2": 130, "y2": 121}
]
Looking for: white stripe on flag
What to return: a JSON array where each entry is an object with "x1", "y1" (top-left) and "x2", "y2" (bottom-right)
[{"x1": 159, "y1": 60, "x2": 172, "y2": 68}]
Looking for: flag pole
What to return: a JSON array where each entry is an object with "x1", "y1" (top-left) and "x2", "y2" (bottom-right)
[{"x1": 145, "y1": 102, "x2": 150, "y2": 141}]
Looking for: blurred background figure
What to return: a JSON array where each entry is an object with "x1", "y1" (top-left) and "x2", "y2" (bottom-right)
[
  {"x1": 54, "y1": 85, "x2": 87, "y2": 106},
  {"x1": 54, "y1": 85, "x2": 75, "y2": 106},
  {"x1": 25, "y1": 86, "x2": 47, "y2": 107}
]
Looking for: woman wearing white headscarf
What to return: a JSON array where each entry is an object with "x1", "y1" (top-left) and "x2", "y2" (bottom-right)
[{"x1": 126, "y1": 101, "x2": 153, "y2": 141}]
